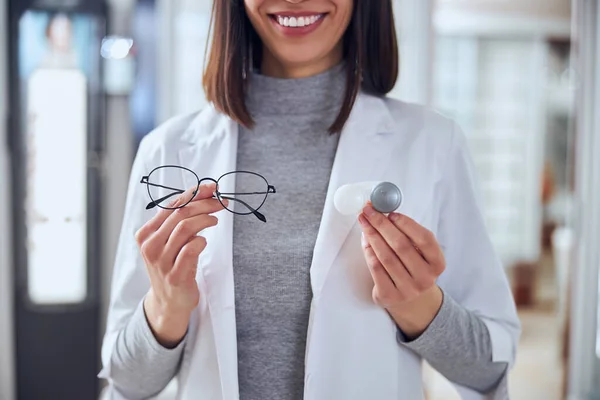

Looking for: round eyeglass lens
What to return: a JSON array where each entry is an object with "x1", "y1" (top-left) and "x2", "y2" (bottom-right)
[
  {"x1": 147, "y1": 166, "x2": 199, "y2": 209},
  {"x1": 217, "y1": 172, "x2": 269, "y2": 215}
]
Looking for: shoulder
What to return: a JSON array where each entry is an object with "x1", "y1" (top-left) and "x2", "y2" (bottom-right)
[
  {"x1": 382, "y1": 98, "x2": 475, "y2": 187},
  {"x1": 382, "y1": 96, "x2": 457, "y2": 141},
  {"x1": 363, "y1": 95, "x2": 461, "y2": 158},
  {"x1": 138, "y1": 110, "x2": 202, "y2": 155},
  {"x1": 135, "y1": 104, "x2": 229, "y2": 164},
  {"x1": 356, "y1": 93, "x2": 458, "y2": 144},
  {"x1": 356, "y1": 94, "x2": 469, "y2": 181},
  {"x1": 138, "y1": 103, "x2": 233, "y2": 156}
]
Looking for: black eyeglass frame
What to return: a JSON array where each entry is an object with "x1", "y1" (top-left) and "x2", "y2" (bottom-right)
[{"x1": 140, "y1": 165, "x2": 276, "y2": 223}]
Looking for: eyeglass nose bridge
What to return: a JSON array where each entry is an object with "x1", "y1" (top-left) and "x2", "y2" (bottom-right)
[
  {"x1": 199, "y1": 177, "x2": 218, "y2": 191},
  {"x1": 199, "y1": 177, "x2": 218, "y2": 185}
]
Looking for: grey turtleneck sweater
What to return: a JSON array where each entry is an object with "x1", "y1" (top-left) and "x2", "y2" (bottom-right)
[
  {"x1": 105, "y1": 65, "x2": 508, "y2": 400},
  {"x1": 232, "y1": 65, "x2": 345, "y2": 400}
]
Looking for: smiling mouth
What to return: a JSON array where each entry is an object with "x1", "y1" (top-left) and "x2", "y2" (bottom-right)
[{"x1": 269, "y1": 13, "x2": 327, "y2": 28}]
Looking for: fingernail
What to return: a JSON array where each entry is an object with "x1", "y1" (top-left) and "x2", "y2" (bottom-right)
[
  {"x1": 364, "y1": 206, "x2": 376, "y2": 217},
  {"x1": 361, "y1": 232, "x2": 367, "y2": 247}
]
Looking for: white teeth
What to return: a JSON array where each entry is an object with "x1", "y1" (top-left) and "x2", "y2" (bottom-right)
[{"x1": 275, "y1": 14, "x2": 323, "y2": 28}]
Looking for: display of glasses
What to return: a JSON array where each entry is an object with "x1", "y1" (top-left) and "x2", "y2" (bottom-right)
[
  {"x1": 18, "y1": 11, "x2": 101, "y2": 305},
  {"x1": 433, "y1": 35, "x2": 548, "y2": 267}
]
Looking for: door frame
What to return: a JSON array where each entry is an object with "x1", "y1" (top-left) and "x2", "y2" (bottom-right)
[
  {"x1": 568, "y1": 0, "x2": 600, "y2": 398},
  {"x1": 0, "y1": 0, "x2": 15, "y2": 395}
]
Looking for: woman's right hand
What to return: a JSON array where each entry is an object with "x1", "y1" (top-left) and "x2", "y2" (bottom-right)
[{"x1": 135, "y1": 183, "x2": 227, "y2": 348}]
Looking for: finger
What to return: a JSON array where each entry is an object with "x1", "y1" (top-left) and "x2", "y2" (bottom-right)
[
  {"x1": 375, "y1": 221, "x2": 431, "y2": 287},
  {"x1": 148, "y1": 183, "x2": 218, "y2": 234},
  {"x1": 362, "y1": 204, "x2": 399, "y2": 240},
  {"x1": 362, "y1": 241, "x2": 399, "y2": 306},
  {"x1": 154, "y1": 197, "x2": 225, "y2": 245},
  {"x1": 361, "y1": 232, "x2": 371, "y2": 250},
  {"x1": 398, "y1": 246, "x2": 434, "y2": 292},
  {"x1": 359, "y1": 214, "x2": 415, "y2": 292},
  {"x1": 388, "y1": 213, "x2": 445, "y2": 271},
  {"x1": 190, "y1": 182, "x2": 218, "y2": 203},
  {"x1": 135, "y1": 184, "x2": 195, "y2": 246},
  {"x1": 163, "y1": 214, "x2": 219, "y2": 262},
  {"x1": 362, "y1": 204, "x2": 423, "y2": 262},
  {"x1": 169, "y1": 236, "x2": 207, "y2": 286},
  {"x1": 137, "y1": 190, "x2": 197, "y2": 261},
  {"x1": 135, "y1": 185, "x2": 205, "y2": 246}
]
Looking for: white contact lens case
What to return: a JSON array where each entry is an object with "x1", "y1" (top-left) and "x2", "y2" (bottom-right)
[{"x1": 334, "y1": 181, "x2": 403, "y2": 216}]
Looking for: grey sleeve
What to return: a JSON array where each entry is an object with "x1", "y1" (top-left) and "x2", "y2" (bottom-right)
[
  {"x1": 108, "y1": 299, "x2": 187, "y2": 400},
  {"x1": 397, "y1": 289, "x2": 508, "y2": 394}
]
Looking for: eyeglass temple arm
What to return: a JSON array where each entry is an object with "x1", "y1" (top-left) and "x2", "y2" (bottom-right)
[
  {"x1": 146, "y1": 191, "x2": 185, "y2": 210},
  {"x1": 218, "y1": 195, "x2": 267, "y2": 223},
  {"x1": 218, "y1": 186, "x2": 277, "y2": 196},
  {"x1": 146, "y1": 191, "x2": 266, "y2": 222},
  {"x1": 141, "y1": 177, "x2": 187, "y2": 210}
]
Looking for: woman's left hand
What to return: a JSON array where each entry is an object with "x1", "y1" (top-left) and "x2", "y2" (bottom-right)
[{"x1": 358, "y1": 204, "x2": 446, "y2": 340}]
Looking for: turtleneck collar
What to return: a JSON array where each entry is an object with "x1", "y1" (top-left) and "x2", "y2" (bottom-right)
[{"x1": 245, "y1": 62, "x2": 347, "y2": 119}]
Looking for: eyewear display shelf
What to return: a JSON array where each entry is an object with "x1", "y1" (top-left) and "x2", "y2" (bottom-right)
[{"x1": 7, "y1": 0, "x2": 107, "y2": 399}]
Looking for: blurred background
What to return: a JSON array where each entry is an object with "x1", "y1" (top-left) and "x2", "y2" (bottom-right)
[{"x1": 0, "y1": 0, "x2": 599, "y2": 399}]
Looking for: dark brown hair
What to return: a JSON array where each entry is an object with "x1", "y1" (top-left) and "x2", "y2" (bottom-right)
[{"x1": 203, "y1": 1, "x2": 399, "y2": 133}]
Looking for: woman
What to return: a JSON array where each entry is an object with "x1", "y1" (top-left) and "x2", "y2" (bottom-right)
[{"x1": 101, "y1": 1, "x2": 520, "y2": 399}]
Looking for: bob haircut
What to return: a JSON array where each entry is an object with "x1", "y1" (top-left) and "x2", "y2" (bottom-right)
[{"x1": 203, "y1": 1, "x2": 399, "y2": 133}]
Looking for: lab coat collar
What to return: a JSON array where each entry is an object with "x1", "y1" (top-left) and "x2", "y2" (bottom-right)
[
  {"x1": 344, "y1": 91, "x2": 397, "y2": 136},
  {"x1": 179, "y1": 91, "x2": 397, "y2": 145},
  {"x1": 179, "y1": 103, "x2": 234, "y2": 145}
]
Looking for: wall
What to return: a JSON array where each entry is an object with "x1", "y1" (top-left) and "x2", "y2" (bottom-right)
[
  {"x1": 390, "y1": 0, "x2": 434, "y2": 105},
  {"x1": 100, "y1": 0, "x2": 136, "y2": 345},
  {"x1": 437, "y1": 0, "x2": 571, "y2": 19},
  {"x1": 156, "y1": 0, "x2": 212, "y2": 122},
  {"x1": 435, "y1": 0, "x2": 571, "y2": 37},
  {"x1": 0, "y1": 0, "x2": 16, "y2": 396}
]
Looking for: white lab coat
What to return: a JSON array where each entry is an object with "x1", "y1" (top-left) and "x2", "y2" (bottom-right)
[{"x1": 101, "y1": 92, "x2": 520, "y2": 400}]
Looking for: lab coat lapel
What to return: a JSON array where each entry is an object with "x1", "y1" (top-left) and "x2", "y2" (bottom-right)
[
  {"x1": 178, "y1": 106, "x2": 240, "y2": 399},
  {"x1": 310, "y1": 94, "x2": 398, "y2": 299}
]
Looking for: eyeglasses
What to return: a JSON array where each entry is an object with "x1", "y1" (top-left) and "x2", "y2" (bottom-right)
[{"x1": 140, "y1": 165, "x2": 276, "y2": 223}]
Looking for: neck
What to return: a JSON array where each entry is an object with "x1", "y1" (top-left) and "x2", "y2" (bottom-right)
[
  {"x1": 260, "y1": 46, "x2": 344, "y2": 79},
  {"x1": 246, "y1": 61, "x2": 346, "y2": 119}
]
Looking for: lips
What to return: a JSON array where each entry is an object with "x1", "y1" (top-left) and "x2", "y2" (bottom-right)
[
  {"x1": 268, "y1": 12, "x2": 328, "y2": 37},
  {"x1": 271, "y1": 13, "x2": 325, "y2": 28}
]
